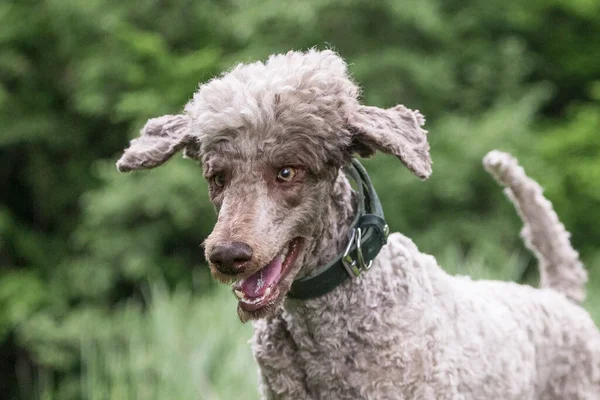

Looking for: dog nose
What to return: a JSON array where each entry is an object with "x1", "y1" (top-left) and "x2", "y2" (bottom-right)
[{"x1": 209, "y1": 241, "x2": 253, "y2": 274}]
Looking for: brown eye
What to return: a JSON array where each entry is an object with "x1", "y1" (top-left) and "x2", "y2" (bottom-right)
[
  {"x1": 213, "y1": 174, "x2": 225, "y2": 188},
  {"x1": 277, "y1": 167, "x2": 297, "y2": 182}
]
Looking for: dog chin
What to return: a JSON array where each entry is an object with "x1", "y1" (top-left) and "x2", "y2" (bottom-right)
[{"x1": 236, "y1": 293, "x2": 284, "y2": 322}]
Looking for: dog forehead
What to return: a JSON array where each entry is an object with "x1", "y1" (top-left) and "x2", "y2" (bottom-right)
[
  {"x1": 186, "y1": 52, "x2": 358, "y2": 136},
  {"x1": 192, "y1": 108, "x2": 353, "y2": 172},
  {"x1": 199, "y1": 129, "x2": 336, "y2": 169},
  {"x1": 184, "y1": 50, "x2": 360, "y2": 170},
  {"x1": 187, "y1": 50, "x2": 356, "y2": 112}
]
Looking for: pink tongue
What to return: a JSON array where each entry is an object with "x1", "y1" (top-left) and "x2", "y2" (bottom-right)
[{"x1": 241, "y1": 256, "x2": 282, "y2": 298}]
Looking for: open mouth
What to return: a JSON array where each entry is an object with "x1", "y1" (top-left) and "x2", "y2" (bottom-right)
[{"x1": 232, "y1": 238, "x2": 303, "y2": 312}]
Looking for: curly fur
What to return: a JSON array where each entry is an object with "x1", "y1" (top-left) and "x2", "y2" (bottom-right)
[
  {"x1": 484, "y1": 150, "x2": 588, "y2": 304},
  {"x1": 252, "y1": 165, "x2": 600, "y2": 399},
  {"x1": 116, "y1": 49, "x2": 600, "y2": 399},
  {"x1": 254, "y1": 233, "x2": 600, "y2": 399}
]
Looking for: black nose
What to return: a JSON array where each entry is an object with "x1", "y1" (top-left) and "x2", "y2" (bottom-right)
[{"x1": 209, "y1": 241, "x2": 253, "y2": 274}]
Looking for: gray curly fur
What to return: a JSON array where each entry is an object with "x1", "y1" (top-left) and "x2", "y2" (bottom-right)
[
  {"x1": 116, "y1": 114, "x2": 192, "y2": 172},
  {"x1": 483, "y1": 150, "x2": 588, "y2": 304},
  {"x1": 117, "y1": 50, "x2": 600, "y2": 399}
]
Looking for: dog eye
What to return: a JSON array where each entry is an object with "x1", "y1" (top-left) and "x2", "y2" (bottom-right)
[
  {"x1": 213, "y1": 174, "x2": 225, "y2": 187},
  {"x1": 277, "y1": 167, "x2": 297, "y2": 182}
]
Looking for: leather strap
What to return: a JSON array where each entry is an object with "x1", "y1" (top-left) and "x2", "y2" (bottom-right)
[{"x1": 288, "y1": 159, "x2": 389, "y2": 300}]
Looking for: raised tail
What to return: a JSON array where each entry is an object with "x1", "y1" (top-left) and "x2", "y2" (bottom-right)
[{"x1": 483, "y1": 150, "x2": 587, "y2": 304}]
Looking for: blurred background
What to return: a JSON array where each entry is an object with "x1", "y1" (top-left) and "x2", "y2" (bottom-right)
[{"x1": 1, "y1": 0, "x2": 599, "y2": 398}]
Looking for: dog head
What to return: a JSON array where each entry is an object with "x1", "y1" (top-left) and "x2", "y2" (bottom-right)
[{"x1": 117, "y1": 49, "x2": 431, "y2": 321}]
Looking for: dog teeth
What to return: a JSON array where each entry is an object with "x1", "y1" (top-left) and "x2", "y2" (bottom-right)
[
  {"x1": 279, "y1": 245, "x2": 290, "y2": 262},
  {"x1": 236, "y1": 286, "x2": 276, "y2": 306}
]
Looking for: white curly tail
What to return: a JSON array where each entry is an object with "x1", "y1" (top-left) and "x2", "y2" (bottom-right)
[{"x1": 483, "y1": 150, "x2": 587, "y2": 304}]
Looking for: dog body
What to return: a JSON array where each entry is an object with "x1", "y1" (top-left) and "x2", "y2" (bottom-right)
[
  {"x1": 117, "y1": 50, "x2": 600, "y2": 399},
  {"x1": 254, "y1": 232, "x2": 600, "y2": 399}
]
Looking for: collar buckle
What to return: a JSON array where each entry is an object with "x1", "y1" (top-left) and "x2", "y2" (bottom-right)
[{"x1": 341, "y1": 227, "x2": 373, "y2": 277}]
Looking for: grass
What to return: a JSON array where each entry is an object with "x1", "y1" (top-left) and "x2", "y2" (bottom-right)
[{"x1": 39, "y1": 284, "x2": 259, "y2": 400}]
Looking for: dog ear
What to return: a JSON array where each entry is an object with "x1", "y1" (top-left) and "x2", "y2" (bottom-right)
[
  {"x1": 347, "y1": 105, "x2": 432, "y2": 179},
  {"x1": 116, "y1": 114, "x2": 193, "y2": 172}
]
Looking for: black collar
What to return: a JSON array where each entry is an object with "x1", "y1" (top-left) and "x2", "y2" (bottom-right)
[{"x1": 288, "y1": 159, "x2": 389, "y2": 300}]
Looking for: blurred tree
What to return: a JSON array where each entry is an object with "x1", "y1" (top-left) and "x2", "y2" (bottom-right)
[{"x1": 0, "y1": 0, "x2": 233, "y2": 397}]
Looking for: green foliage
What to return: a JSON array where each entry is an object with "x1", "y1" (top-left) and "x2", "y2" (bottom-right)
[
  {"x1": 1, "y1": 0, "x2": 599, "y2": 398},
  {"x1": 539, "y1": 103, "x2": 600, "y2": 254},
  {"x1": 37, "y1": 285, "x2": 258, "y2": 400}
]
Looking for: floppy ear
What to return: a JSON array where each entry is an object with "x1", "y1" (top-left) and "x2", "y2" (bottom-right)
[
  {"x1": 347, "y1": 105, "x2": 432, "y2": 179},
  {"x1": 116, "y1": 114, "x2": 193, "y2": 172}
]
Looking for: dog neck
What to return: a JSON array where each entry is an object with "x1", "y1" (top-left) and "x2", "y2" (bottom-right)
[
  {"x1": 286, "y1": 159, "x2": 390, "y2": 300},
  {"x1": 299, "y1": 169, "x2": 358, "y2": 277},
  {"x1": 280, "y1": 167, "x2": 391, "y2": 334}
]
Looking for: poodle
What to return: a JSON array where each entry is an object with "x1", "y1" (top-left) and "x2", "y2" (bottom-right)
[{"x1": 116, "y1": 49, "x2": 600, "y2": 399}]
